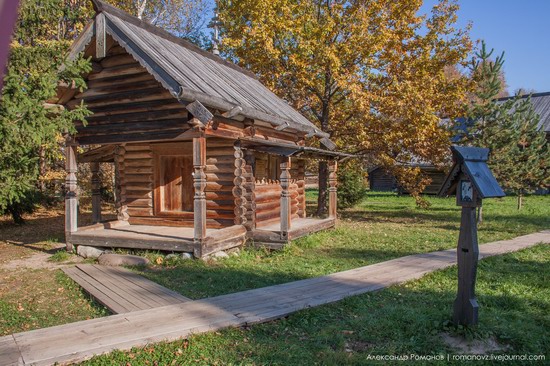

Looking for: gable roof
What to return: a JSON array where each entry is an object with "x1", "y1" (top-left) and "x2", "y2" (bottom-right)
[
  {"x1": 497, "y1": 91, "x2": 550, "y2": 134},
  {"x1": 65, "y1": 0, "x2": 330, "y2": 140},
  {"x1": 438, "y1": 146, "x2": 505, "y2": 199}
]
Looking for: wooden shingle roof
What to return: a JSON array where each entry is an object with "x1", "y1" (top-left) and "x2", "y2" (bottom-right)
[{"x1": 68, "y1": 0, "x2": 329, "y2": 141}]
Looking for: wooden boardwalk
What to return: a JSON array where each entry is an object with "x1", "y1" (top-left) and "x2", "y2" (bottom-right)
[
  {"x1": 1, "y1": 230, "x2": 548, "y2": 366},
  {"x1": 62, "y1": 265, "x2": 191, "y2": 314}
]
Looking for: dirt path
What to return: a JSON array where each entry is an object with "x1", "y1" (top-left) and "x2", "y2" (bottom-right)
[{"x1": 0, "y1": 243, "x2": 84, "y2": 271}]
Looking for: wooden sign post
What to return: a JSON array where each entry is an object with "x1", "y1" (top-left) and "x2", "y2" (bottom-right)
[{"x1": 439, "y1": 146, "x2": 505, "y2": 326}]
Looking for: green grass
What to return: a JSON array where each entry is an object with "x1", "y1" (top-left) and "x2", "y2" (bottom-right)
[
  {"x1": 0, "y1": 270, "x2": 109, "y2": 335},
  {"x1": 133, "y1": 192, "x2": 550, "y2": 300},
  {"x1": 48, "y1": 250, "x2": 72, "y2": 262},
  {"x1": 1, "y1": 191, "x2": 548, "y2": 360},
  {"x1": 83, "y1": 244, "x2": 550, "y2": 365}
]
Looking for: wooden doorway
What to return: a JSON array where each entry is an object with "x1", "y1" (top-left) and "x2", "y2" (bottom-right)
[{"x1": 153, "y1": 143, "x2": 194, "y2": 217}]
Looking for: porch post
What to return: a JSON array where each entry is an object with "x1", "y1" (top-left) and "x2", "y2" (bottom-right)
[
  {"x1": 65, "y1": 140, "x2": 78, "y2": 252},
  {"x1": 244, "y1": 150, "x2": 256, "y2": 230},
  {"x1": 91, "y1": 162, "x2": 102, "y2": 224},
  {"x1": 233, "y1": 143, "x2": 248, "y2": 227},
  {"x1": 114, "y1": 145, "x2": 128, "y2": 221},
  {"x1": 193, "y1": 137, "x2": 207, "y2": 247},
  {"x1": 280, "y1": 156, "x2": 291, "y2": 240},
  {"x1": 328, "y1": 160, "x2": 338, "y2": 218}
]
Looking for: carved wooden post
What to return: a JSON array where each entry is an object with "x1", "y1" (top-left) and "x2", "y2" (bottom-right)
[
  {"x1": 114, "y1": 145, "x2": 128, "y2": 221},
  {"x1": 64, "y1": 141, "x2": 78, "y2": 252},
  {"x1": 244, "y1": 150, "x2": 256, "y2": 230},
  {"x1": 95, "y1": 13, "x2": 106, "y2": 59},
  {"x1": 328, "y1": 160, "x2": 338, "y2": 218},
  {"x1": 454, "y1": 205, "x2": 479, "y2": 326},
  {"x1": 233, "y1": 143, "x2": 248, "y2": 227},
  {"x1": 193, "y1": 137, "x2": 207, "y2": 246},
  {"x1": 297, "y1": 159, "x2": 306, "y2": 218},
  {"x1": 91, "y1": 162, "x2": 102, "y2": 224},
  {"x1": 439, "y1": 146, "x2": 505, "y2": 327},
  {"x1": 280, "y1": 157, "x2": 291, "y2": 240}
]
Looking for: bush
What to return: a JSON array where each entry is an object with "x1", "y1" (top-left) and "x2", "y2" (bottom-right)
[
  {"x1": 0, "y1": 189, "x2": 43, "y2": 224},
  {"x1": 337, "y1": 160, "x2": 367, "y2": 208}
]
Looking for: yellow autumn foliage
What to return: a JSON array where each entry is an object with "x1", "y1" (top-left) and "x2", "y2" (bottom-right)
[{"x1": 219, "y1": 0, "x2": 474, "y2": 199}]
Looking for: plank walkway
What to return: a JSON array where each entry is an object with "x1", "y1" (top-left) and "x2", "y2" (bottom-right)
[
  {"x1": 1, "y1": 230, "x2": 548, "y2": 366},
  {"x1": 62, "y1": 265, "x2": 191, "y2": 314}
]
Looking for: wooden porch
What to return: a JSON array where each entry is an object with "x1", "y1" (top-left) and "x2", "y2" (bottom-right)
[
  {"x1": 69, "y1": 221, "x2": 247, "y2": 257},
  {"x1": 252, "y1": 217, "x2": 336, "y2": 249}
]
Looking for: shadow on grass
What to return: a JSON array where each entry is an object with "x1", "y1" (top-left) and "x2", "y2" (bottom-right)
[
  {"x1": 137, "y1": 265, "x2": 312, "y2": 300},
  {"x1": 320, "y1": 247, "x2": 419, "y2": 262},
  {"x1": 341, "y1": 207, "x2": 549, "y2": 232},
  {"x1": 0, "y1": 210, "x2": 116, "y2": 255},
  {"x1": 84, "y1": 245, "x2": 550, "y2": 366}
]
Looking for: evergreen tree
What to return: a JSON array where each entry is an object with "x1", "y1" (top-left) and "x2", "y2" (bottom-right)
[
  {"x1": 462, "y1": 41, "x2": 549, "y2": 210},
  {"x1": 0, "y1": 0, "x2": 91, "y2": 223}
]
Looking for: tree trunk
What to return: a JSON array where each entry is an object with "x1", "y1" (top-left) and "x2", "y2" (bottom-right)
[
  {"x1": 38, "y1": 146, "x2": 46, "y2": 192},
  {"x1": 517, "y1": 191, "x2": 523, "y2": 210},
  {"x1": 477, "y1": 206, "x2": 483, "y2": 224},
  {"x1": 316, "y1": 161, "x2": 328, "y2": 216},
  {"x1": 315, "y1": 75, "x2": 331, "y2": 217}
]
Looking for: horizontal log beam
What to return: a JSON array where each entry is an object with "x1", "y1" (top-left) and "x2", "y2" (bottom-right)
[
  {"x1": 87, "y1": 72, "x2": 154, "y2": 89},
  {"x1": 100, "y1": 54, "x2": 138, "y2": 68},
  {"x1": 85, "y1": 108, "x2": 187, "y2": 125},
  {"x1": 75, "y1": 79, "x2": 162, "y2": 99},
  {"x1": 88, "y1": 63, "x2": 144, "y2": 80},
  {"x1": 76, "y1": 129, "x2": 199, "y2": 145}
]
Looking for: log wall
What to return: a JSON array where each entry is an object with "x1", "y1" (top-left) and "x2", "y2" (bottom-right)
[
  {"x1": 108, "y1": 141, "x2": 307, "y2": 229},
  {"x1": 122, "y1": 143, "x2": 154, "y2": 221},
  {"x1": 205, "y1": 138, "x2": 236, "y2": 228},
  {"x1": 254, "y1": 154, "x2": 306, "y2": 227},
  {"x1": 118, "y1": 140, "x2": 235, "y2": 228},
  {"x1": 72, "y1": 45, "x2": 191, "y2": 145}
]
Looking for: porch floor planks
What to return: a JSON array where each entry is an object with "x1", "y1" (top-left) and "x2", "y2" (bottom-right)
[
  {"x1": 256, "y1": 217, "x2": 333, "y2": 233},
  {"x1": 5, "y1": 230, "x2": 549, "y2": 366},
  {"x1": 68, "y1": 224, "x2": 200, "y2": 252},
  {"x1": 62, "y1": 265, "x2": 191, "y2": 314}
]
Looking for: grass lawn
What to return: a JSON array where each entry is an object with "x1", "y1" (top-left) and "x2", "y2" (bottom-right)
[
  {"x1": 0, "y1": 192, "x2": 548, "y2": 356},
  {"x1": 0, "y1": 270, "x2": 108, "y2": 335},
  {"x1": 0, "y1": 205, "x2": 113, "y2": 336},
  {"x1": 134, "y1": 193, "x2": 550, "y2": 300},
  {"x1": 82, "y1": 244, "x2": 550, "y2": 365}
]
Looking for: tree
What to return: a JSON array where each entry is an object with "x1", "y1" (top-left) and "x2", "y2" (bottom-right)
[
  {"x1": 0, "y1": 0, "x2": 212, "y2": 223},
  {"x1": 463, "y1": 41, "x2": 549, "y2": 210},
  {"x1": 105, "y1": 0, "x2": 211, "y2": 46},
  {"x1": 484, "y1": 98, "x2": 548, "y2": 209},
  {"x1": 218, "y1": 0, "x2": 473, "y2": 213},
  {"x1": 0, "y1": 0, "x2": 92, "y2": 223},
  {"x1": 514, "y1": 88, "x2": 537, "y2": 96}
]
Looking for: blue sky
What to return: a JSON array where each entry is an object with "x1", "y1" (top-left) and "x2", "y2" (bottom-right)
[{"x1": 420, "y1": 0, "x2": 550, "y2": 94}]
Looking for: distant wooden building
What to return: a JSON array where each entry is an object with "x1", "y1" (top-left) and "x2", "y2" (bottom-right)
[
  {"x1": 497, "y1": 91, "x2": 550, "y2": 140},
  {"x1": 368, "y1": 165, "x2": 446, "y2": 195},
  {"x1": 53, "y1": 0, "x2": 349, "y2": 258}
]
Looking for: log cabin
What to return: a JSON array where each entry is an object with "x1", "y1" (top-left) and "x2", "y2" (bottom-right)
[
  {"x1": 368, "y1": 165, "x2": 446, "y2": 195},
  {"x1": 52, "y1": 0, "x2": 351, "y2": 258}
]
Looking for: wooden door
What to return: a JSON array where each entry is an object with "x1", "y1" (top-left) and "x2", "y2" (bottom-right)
[{"x1": 153, "y1": 143, "x2": 194, "y2": 217}]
